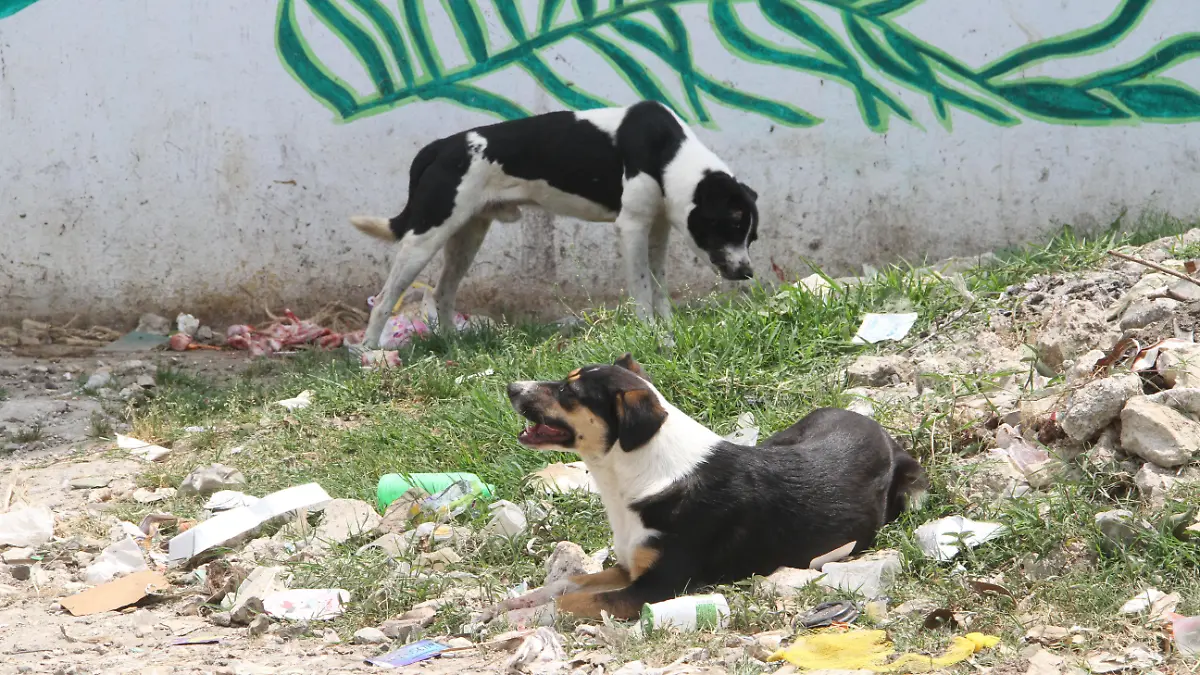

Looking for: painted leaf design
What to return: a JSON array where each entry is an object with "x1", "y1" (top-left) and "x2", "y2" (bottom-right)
[
  {"x1": 0, "y1": 0, "x2": 39, "y2": 20},
  {"x1": 272, "y1": 0, "x2": 1200, "y2": 130}
]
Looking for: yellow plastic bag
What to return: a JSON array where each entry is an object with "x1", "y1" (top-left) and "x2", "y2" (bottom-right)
[{"x1": 769, "y1": 629, "x2": 1000, "y2": 672}]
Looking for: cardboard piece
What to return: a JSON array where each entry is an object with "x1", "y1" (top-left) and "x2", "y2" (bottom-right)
[
  {"x1": 168, "y1": 482, "x2": 331, "y2": 563},
  {"x1": 59, "y1": 570, "x2": 170, "y2": 616}
]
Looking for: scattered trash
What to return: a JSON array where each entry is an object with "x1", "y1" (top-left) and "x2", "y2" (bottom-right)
[
  {"x1": 0, "y1": 504, "x2": 54, "y2": 547},
  {"x1": 228, "y1": 566, "x2": 288, "y2": 624},
  {"x1": 204, "y1": 490, "x2": 259, "y2": 511},
  {"x1": 1166, "y1": 613, "x2": 1200, "y2": 656},
  {"x1": 1085, "y1": 646, "x2": 1161, "y2": 673},
  {"x1": 377, "y1": 472, "x2": 494, "y2": 511},
  {"x1": 454, "y1": 368, "x2": 495, "y2": 385},
  {"x1": 83, "y1": 537, "x2": 149, "y2": 584},
  {"x1": 60, "y1": 570, "x2": 170, "y2": 616},
  {"x1": 914, "y1": 516, "x2": 1006, "y2": 561},
  {"x1": 275, "y1": 390, "x2": 312, "y2": 411},
  {"x1": 483, "y1": 500, "x2": 528, "y2": 539},
  {"x1": 768, "y1": 629, "x2": 999, "y2": 671},
  {"x1": 819, "y1": 549, "x2": 900, "y2": 599},
  {"x1": 723, "y1": 412, "x2": 759, "y2": 446},
  {"x1": 527, "y1": 462, "x2": 597, "y2": 495},
  {"x1": 761, "y1": 567, "x2": 823, "y2": 596},
  {"x1": 132, "y1": 487, "x2": 176, "y2": 504},
  {"x1": 168, "y1": 333, "x2": 193, "y2": 351},
  {"x1": 640, "y1": 594, "x2": 730, "y2": 634},
  {"x1": 168, "y1": 482, "x2": 331, "y2": 563},
  {"x1": 176, "y1": 313, "x2": 200, "y2": 337},
  {"x1": 99, "y1": 331, "x2": 171, "y2": 353},
  {"x1": 412, "y1": 480, "x2": 485, "y2": 524},
  {"x1": 808, "y1": 541, "x2": 857, "y2": 570},
  {"x1": 118, "y1": 434, "x2": 173, "y2": 462},
  {"x1": 851, "y1": 313, "x2": 919, "y2": 345},
  {"x1": 225, "y1": 304, "x2": 366, "y2": 356},
  {"x1": 505, "y1": 627, "x2": 566, "y2": 674},
  {"x1": 263, "y1": 588, "x2": 350, "y2": 621},
  {"x1": 366, "y1": 639, "x2": 449, "y2": 667},
  {"x1": 1119, "y1": 587, "x2": 1179, "y2": 617},
  {"x1": 799, "y1": 600, "x2": 859, "y2": 628},
  {"x1": 178, "y1": 463, "x2": 247, "y2": 497}
]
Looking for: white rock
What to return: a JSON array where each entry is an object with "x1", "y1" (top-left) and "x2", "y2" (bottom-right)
[
  {"x1": 1120, "y1": 397, "x2": 1200, "y2": 467},
  {"x1": 1120, "y1": 297, "x2": 1179, "y2": 331},
  {"x1": 760, "y1": 567, "x2": 822, "y2": 596},
  {"x1": 314, "y1": 499, "x2": 382, "y2": 544},
  {"x1": 1066, "y1": 349, "x2": 1106, "y2": 384},
  {"x1": 818, "y1": 550, "x2": 900, "y2": 599},
  {"x1": 0, "y1": 505, "x2": 54, "y2": 547},
  {"x1": 845, "y1": 355, "x2": 912, "y2": 387},
  {"x1": 352, "y1": 627, "x2": 389, "y2": 645},
  {"x1": 544, "y1": 541, "x2": 601, "y2": 586},
  {"x1": 85, "y1": 369, "x2": 113, "y2": 391},
  {"x1": 1135, "y1": 463, "x2": 1177, "y2": 508},
  {"x1": 1060, "y1": 374, "x2": 1142, "y2": 441},
  {"x1": 1037, "y1": 300, "x2": 1109, "y2": 370}
]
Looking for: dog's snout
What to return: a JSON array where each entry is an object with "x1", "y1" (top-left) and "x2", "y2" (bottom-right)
[
  {"x1": 507, "y1": 381, "x2": 540, "y2": 403},
  {"x1": 719, "y1": 263, "x2": 754, "y2": 281}
]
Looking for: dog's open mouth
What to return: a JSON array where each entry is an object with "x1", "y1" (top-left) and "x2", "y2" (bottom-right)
[{"x1": 518, "y1": 422, "x2": 573, "y2": 446}]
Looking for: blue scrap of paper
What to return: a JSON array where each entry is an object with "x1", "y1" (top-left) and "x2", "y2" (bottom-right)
[{"x1": 366, "y1": 640, "x2": 448, "y2": 667}]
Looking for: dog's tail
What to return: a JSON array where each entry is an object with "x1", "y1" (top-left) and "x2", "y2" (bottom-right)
[
  {"x1": 350, "y1": 215, "x2": 397, "y2": 241},
  {"x1": 885, "y1": 447, "x2": 929, "y2": 522}
]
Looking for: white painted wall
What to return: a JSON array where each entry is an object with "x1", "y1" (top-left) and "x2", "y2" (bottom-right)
[{"x1": 1, "y1": 0, "x2": 1198, "y2": 325}]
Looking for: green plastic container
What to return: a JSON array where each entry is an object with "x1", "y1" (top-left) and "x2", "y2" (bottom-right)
[{"x1": 377, "y1": 472, "x2": 495, "y2": 511}]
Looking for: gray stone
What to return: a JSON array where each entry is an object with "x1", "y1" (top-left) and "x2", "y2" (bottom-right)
[
  {"x1": 1168, "y1": 277, "x2": 1200, "y2": 303},
  {"x1": 846, "y1": 355, "x2": 912, "y2": 387},
  {"x1": 210, "y1": 611, "x2": 233, "y2": 627},
  {"x1": 1120, "y1": 297, "x2": 1180, "y2": 331},
  {"x1": 84, "y1": 369, "x2": 112, "y2": 392},
  {"x1": 178, "y1": 463, "x2": 247, "y2": 497},
  {"x1": 1158, "y1": 344, "x2": 1200, "y2": 389},
  {"x1": 248, "y1": 615, "x2": 271, "y2": 637},
  {"x1": 135, "y1": 374, "x2": 156, "y2": 390},
  {"x1": 115, "y1": 360, "x2": 151, "y2": 376},
  {"x1": 1120, "y1": 397, "x2": 1200, "y2": 468},
  {"x1": 68, "y1": 475, "x2": 112, "y2": 489},
  {"x1": 352, "y1": 627, "x2": 389, "y2": 645},
  {"x1": 1066, "y1": 350, "x2": 1106, "y2": 384},
  {"x1": 817, "y1": 549, "x2": 900, "y2": 599},
  {"x1": 1095, "y1": 509, "x2": 1146, "y2": 550},
  {"x1": 1135, "y1": 463, "x2": 1177, "y2": 509},
  {"x1": 1060, "y1": 374, "x2": 1142, "y2": 441},
  {"x1": 196, "y1": 326, "x2": 215, "y2": 343},
  {"x1": 379, "y1": 619, "x2": 423, "y2": 641},
  {"x1": 135, "y1": 313, "x2": 172, "y2": 336},
  {"x1": 1037, "y1": 300, "x2": 1110, "y2": 370},
  {"x1": 314, "y1": 499, "x2": 382, "y2": 544},
  {"x1": 544, "y1": 541, "x2": 600, "y2": 586}
]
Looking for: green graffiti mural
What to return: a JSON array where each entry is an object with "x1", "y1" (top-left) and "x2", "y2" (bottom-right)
[
  {"x1": 275, "y1": 0, "x2": 1200, "y2": 130},
  {"x1": 0, "y1": 0, "x2": 41, "y2": 20}
]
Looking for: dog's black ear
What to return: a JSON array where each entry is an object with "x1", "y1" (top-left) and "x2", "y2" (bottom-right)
[
  {"x1": 614, "y1": 353, "x2": 650, "y2": 381},
  {"x1": 615, "y1": 388, "x2": 667, "y2": 451},
  {"x1": 740, "y1": 182, "x2": 758, "y2": 203}
]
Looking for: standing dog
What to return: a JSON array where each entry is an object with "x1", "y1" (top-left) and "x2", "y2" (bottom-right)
[
  {"x1": 490, "y1": 354, "x2": 928, "y2": 620},
  {"x1": 350, "y1": 101, "x2": 760, "y2": 349}
]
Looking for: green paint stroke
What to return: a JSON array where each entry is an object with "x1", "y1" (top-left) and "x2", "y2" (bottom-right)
[
  {"x1": 274, "y1": 0, "x2": 1200, "y2": 127},
  {"x1": 0, "y1": 0, "x2": 40, "y2": 20}
]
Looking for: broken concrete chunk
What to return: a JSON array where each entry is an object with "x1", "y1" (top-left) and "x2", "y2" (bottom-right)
[
  {"x1": 544, "y1": 541, "x2": 601, "y2": 586},
  {"x1": 817, "y1": 549, "x2": 900, "y2": 599},
  {"x1": 314, "y1": 499, "x2": 382, "y2": 544},
  {"x1": 352, "y1": 627, "x2": 389, "y2": 645},
  {"x1": 1120, "y1": 397, "x2": 1200, "y2": 468},
  {"x1": 845, "y1": 355, "x2": 913, "y2": 387},
  {"x1": 1060, "y1": 374, "x2": 1142, "y2": 441},
  {"x1": 1036, "y1": 299, "x2": 1109, "y2": 370},
  {"x1": 1134, "y1": 463, "x2": 1177, "y2": 508},
  {"x1": 178, "y1": 463, "x2": 247, "y2": 497}
]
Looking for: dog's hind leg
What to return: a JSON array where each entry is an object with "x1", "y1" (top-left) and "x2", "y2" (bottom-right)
[{"x1": 433, "y1": 216, "x2": 491, "y2": 333}]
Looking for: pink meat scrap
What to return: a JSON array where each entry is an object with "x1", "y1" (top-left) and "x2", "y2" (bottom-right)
[{"x1": 225, "y1": 310, "x2": 358, "y2": 356}]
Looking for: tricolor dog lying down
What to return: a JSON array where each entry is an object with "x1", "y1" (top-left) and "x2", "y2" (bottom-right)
[
  {"x1": 350, "y1": 100, "x2": 760, "y2": 349},
  {"x1": 488, "y1": 355, "x2": 928, "y2": 620}
]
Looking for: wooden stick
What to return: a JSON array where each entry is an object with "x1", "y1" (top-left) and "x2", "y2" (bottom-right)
[{"x1": 1107, "y1": 249, "x2": 1200, "y2": 287}]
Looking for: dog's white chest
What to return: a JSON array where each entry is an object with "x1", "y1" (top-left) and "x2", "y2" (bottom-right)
[{"x1": 587, "y1": 466, "x2": 659, "y2": 567}]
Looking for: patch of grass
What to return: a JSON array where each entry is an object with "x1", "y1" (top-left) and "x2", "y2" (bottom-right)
[
  {"x1": 128, "y1": 222, "x2": 1200, "y2": 656},
  {"x1": 0, "y1": 386, "x2": 8, "y2": 402},
  {"x1": 13, "y1": 423, "x2": 42, "y2": 443},
  {"x1": 89, "y1": 411, "x2": 113, "y2": 439}
]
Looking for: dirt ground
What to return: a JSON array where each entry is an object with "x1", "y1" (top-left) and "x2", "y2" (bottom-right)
[{"x1": 0, "y1": 347, "x2": 511, "y2": 674}]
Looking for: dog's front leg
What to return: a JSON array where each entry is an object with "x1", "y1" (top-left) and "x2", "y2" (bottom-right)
[
  {"x1": 364, "y1": 228, "x2": 456, "y2": 349},
  {"x1": 617, "y1": 217, "x2": 655, "y2": 322},
  {"x1": 479, "y1": 567, "x2": 631, "y2": 623}
]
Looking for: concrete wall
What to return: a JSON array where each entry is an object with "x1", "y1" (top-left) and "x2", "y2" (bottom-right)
[{"x1": 2, "y1": 0, "x2": 1199, "y2": 325}]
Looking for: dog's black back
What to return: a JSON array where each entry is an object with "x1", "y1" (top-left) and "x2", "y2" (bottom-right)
[{"x1": 632, "y1": 407, "x2": 926, "y2": 589}]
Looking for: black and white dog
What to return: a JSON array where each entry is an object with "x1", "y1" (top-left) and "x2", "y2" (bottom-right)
[
  {"x1": 489, "y1": 354, "x2": 928, "y2": 620},
  {"x1": 350, "y1": 101, "x2": 760, "y2": 349}
]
